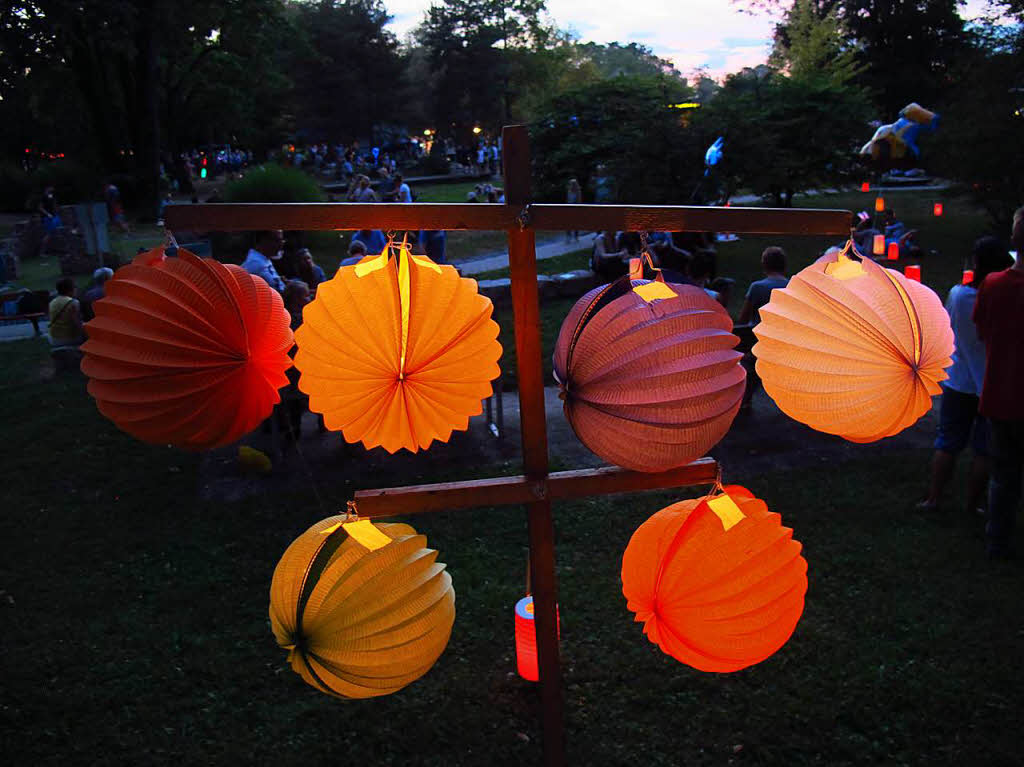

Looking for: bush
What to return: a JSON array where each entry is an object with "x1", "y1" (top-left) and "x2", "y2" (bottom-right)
[
  {"x1": 222, "y1": 164, "x2": 326, "y2": 203},
  {"x1": 0, "y1": 160, "x2": 102, "y2": 213}
]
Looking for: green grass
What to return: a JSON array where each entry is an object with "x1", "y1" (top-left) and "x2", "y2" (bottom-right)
[{"x1": 2, "y1": 338, "x2": 1023, "y2": 765}]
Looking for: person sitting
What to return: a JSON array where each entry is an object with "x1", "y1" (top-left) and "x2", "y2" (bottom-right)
[
  {"x1": 688, "y1": 251, "x2": 724, "y2": 306},
  {"x1": 347, "y1": 175, "x2": 377, "y2": 203},
  {"x1": 278, "y1": 280, "x2": 314, "y2": 440},
  {"x1": 295, "y1": 247, "x2": 326, "y2": 292},
  {"x1": 737, "y1": 246, "x2": 789, "y2": 325},
  {"x1": 241, "y1": 230, "x2": 286, "y2": 292},
  {"x1": 340, "y1": 240, "x2": 368, "y2": 267},
  {"x1": 616, "y1": 231, "x2": 644, "y2": 257},
  {"x1": 394, "y1": 174, "x2": 412, "y2": 203},
  {"x1": 48, "y1": 277, "x2": 85, "y2": 347},
  {"x1": 351, "y1": 229, "x2": 387, "y2": 255},
  {"x1": 918, "y1": 236, "x2": 1013, "y2": 514},
  {"x1": 591, "y1": 230, "x2": 629, "y2": 279},
  {"x1": 418, "y1": 230, "x2": 447, "y2": 264},
  {"x1": 80, "y1": 267, "x2": 114, "y2": 323}
]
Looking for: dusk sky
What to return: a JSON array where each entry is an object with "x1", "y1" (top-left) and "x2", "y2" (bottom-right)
[{"x1": 385, "y1": 0, "x2": 994, "y2": 79}]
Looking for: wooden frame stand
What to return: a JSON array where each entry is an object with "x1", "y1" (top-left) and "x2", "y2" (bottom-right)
[{"x1": 166, "y1": 125, "x2": 851, "y2": 766}]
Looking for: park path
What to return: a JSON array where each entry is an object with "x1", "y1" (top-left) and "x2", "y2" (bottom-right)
[{"x1": 454, "y1": 235, "x2": 589, "y2": 276}]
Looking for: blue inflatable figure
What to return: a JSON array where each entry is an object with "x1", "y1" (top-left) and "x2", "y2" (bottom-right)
[
  {"x1": 704, "y1": 137, "x2": 724, "y2": 177},
  {"x1": 860, "y1": 103, "x2": 939, "y2": 164}
]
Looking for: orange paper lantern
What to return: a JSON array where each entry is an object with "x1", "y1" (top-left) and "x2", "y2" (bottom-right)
[
  {"x1": 553, "y1": 273, "x2": 745, "y2": 472},
  {"x1": 621, "y1": 486, "x2": 807, "y2": 672},
  {"x1": 82, "y1": 247, "x2": 293, "y2": 449},
  {"x1": 753, "y1": 247, "x2": 953, "y2": 442},
  {"x1": 294, "y1": 241, "x2": 501, "y2": 453},
  {"x1": 269, "y1": 515, "x2": 455, "y2": 699}
]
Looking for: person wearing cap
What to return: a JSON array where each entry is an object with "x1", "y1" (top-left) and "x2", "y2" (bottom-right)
[{"x1": 80, "y1": 267, "x2": 114, "y2": 323}]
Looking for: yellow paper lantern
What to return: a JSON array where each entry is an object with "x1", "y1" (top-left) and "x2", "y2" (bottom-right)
[
  {"x1": 294, "y1": 241, "x2": 501, "y2": 453},
  {"x1": 269, "y1": 515, "x2": 455, "y2": 699},
  {"x1": 753, "y1": 247, "x2": 953, "y2": 442}
]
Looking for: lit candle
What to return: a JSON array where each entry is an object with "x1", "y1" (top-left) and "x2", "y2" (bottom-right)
[
  {"x1": 904, "y1": 265, "x2": 921, "y2": 282},
  {"x1": 873, "y1": 234, "x2": 885, "y2": 255},
  {"x1": 875, "y1": 196, "x2": 885, "y2": 212}
]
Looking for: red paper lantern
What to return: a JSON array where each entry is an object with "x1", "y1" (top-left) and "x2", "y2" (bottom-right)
[
  {"x1": 514, "y1": 596, "x2": 561, "y2": 682},
  {"x1": 82, "y1": 247, "x2": 293, "y2": 449},
  {"x1": 873, "y1": 234, "x2": 886, "y2": 256},
  {"x1": 904, "y1": 264, "x2": 921, "y2": 282},
  {"x1": 933, "y1": 202, "x2": 943, "y2": 217},
  {"x1": 962, "y1": 269, "x2": 975, "y2": 285},
  {"x1": 887, "y1": 241, "x2": 900, "y2": 260},
  {"x1": 553, "y1": 275, "x2": 745, "y2": 472},
  {"x1": 621, "y1": 486, "x2": 807, "y2": 672}
]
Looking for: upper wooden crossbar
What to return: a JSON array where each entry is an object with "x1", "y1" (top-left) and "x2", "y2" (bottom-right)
[{"x1": 164, "y1": 202, "x2": 852, "y2": 236}]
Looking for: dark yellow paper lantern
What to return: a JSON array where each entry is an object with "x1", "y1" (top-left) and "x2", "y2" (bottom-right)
[
  {"x1": 295, "y1": 241, "x2": 501, "y2": 453},
  {"x1": 753, "y1": 247, "x2": 953, "y2": 442},
  {"x1": 269, "y1": 514, "x2": 455, "y2": 699}
]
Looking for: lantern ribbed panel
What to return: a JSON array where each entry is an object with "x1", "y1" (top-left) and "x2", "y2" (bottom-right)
[
  {"x1": 269, "y1": 516, "x2": 455, "y2": 699},
  {"x1": 81, "y1": 248, "x2": 293, "y2": 449},
  {"x1": 294, "y1": 254, "x2": 501, "y2": 453},
  {"x1": 753, "y1": 252, "x2": 953, "y2": 443},
  {"x1": 621, "y1": 486, "x2": 807, "y2": 672},
  {"x1": 553, "y1": 281, "x2": 745, "y2": 472}
]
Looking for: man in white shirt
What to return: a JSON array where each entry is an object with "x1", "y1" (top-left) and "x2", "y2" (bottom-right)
[{"x1": 241, "y1": 230, "x2": 286, "y2": 292}]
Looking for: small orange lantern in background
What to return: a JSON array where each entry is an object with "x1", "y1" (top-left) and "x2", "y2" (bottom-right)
[
  {"x1": 553, "y1": 268, "x2": 745, "y2": 473},
  {"x1": 887, "y1": 241, "x2": 900, "y2": 260},
  {"x1": 875, "y1": 196, "x2": 885, "y2": 212},
  {"x1": 962, "y1": 269, "x2": 975, "y2": 285},
  {"x1": 904, "y1": 264, "x2": 921, "y2": 282},
  {"x1": 753, "y1": 247, "x2": 953, "y2": 442},
  {"x1": 82, "y1": 247, "x2": 293, "y2": 449},
  {"x1": 861, "y1": 181, "x2": 870, "y2": 192},
  {"x1": 295, "y1": 239, "x2": 501, "y2": 453},
  {"x1": 515, "y1": 596, "x2": 561, "y2": 682},
  {"x1": 873, "y1": 234, "x2": 886, "y2": 255},
  {"x1": 934, "y1": 202, "x2": 943, "y2": 216},
  {"x1": 621, "y1": 486, "x2": 807, "y2": 672},
  {"x1": 269, "y1": 514, "x2": 455, "y2": 699}
]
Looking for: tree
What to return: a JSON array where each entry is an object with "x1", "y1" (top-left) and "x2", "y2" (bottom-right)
[
  {"x1": 769, "y1": 0, "x2": 861, "y2": 86},
  {"x1": 696, "y1": 67, "x2": 870, "y2": 205},
  {"x1": 530, "y1": 75, "x2": 701, "y2": 204}
]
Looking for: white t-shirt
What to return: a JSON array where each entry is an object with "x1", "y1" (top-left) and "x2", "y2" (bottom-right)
[
  {"x1": 944, "y1": 283, "x2": 986, "y2": 395},
  {"x1": 398, "y1": 183, "x2": 412, "y2": 203}
]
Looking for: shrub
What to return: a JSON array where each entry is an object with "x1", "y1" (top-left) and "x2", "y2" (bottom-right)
[{"x1": 222, "y1": 164, "x2": 326, "y2": 203}]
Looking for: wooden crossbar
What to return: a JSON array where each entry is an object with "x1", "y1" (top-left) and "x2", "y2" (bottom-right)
[
  {"x1": 164, "y1": 201, "x2": 851, "y2": 236},
  {"x1": 352, "y1": 460, "x2": 719, "y2": 518}
]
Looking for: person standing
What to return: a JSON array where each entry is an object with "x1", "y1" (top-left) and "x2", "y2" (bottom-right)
[
  {"x1": 395, "y1": 174, "x2": 412, "y2": 203},
  {"x1": 241, "y1": 230, "x2": 286, "y2": 292},
  {"x1": 918, "y1": 237, "x2": 1013, "y2": 514},
  {"x1": 973, "y1": 207, "x2": 1024, "y2": 558},
  {"x1": 48, "y1": 277, "x2": 85, "y2": 346},
  {"x1": 37, "y1": 185, "x2": 61, "y2": 257},
  {"x1": 80, "y1": 267, "x2": 114, "y2": 323},
  {"x1": 737, "y1": 246, "x2": 789, "y2": 326},
  {"x1": 566, "y1": 179, "x2": 582, "y2": 241}
]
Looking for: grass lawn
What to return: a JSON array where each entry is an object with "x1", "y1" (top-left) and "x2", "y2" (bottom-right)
[{"x1": 2, "y1": 338, "x2": 1023, "y2": 765}]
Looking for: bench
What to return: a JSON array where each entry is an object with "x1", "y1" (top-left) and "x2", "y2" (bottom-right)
[{"x1": 0, "y1": 289, "x2": 50, "y2": 336}]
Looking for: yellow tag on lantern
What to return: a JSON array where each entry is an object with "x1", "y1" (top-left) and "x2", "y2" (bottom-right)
[
  {"x1": 707, "y1": 494, "x2": 745, "y2": 531},
  {"x1": 411, "y1": 254, "x2": 442, "y2": 273},
  {"x1": 633, "y1": 281, "x2": 678, "y2": 302},
  {"x1": 354, "y1": 251, "x2": 389, "y2": 277},
  {"x1": 341, "y1": 520, "x2": 393, "y2": 551},
  {"x1": 825, "y1": 252, "x2": 866, "y2": 281}
]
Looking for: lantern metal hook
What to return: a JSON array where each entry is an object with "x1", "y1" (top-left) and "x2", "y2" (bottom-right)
[
  {"x1": 515, "y1": 205, "x2": 531, "y2": 231},
  {"x1": 345, "y1": 500, "x2": 359, "y2": 522}
]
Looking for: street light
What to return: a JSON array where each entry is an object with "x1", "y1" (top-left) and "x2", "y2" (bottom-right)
[{"x1": 472, "y1": 126, "x2": 482, "y2": 135}]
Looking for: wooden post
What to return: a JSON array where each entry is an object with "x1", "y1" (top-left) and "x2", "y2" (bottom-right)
[{"x1": 503, "y1": 124, "x2": 565, "y2": 766}]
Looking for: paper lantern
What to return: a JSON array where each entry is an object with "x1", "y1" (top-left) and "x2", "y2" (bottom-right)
[
  {"x1": 82, "y1": 247, "x2": 293, "y2": 449},
  {"x1": 553, "y1": 273, "x2": 745, "y2": 472},
  {"x1": 753, "y1": 247, "x2": 953, "y2": 443},
  {"x1": 875, "y1": 196, "x2": 885, "y2": 212},
  {"x1": 622, "y1": 485, "x2": 807, "y2": 672},
  {"x1": 294, "y1": 241, "x2": 501, "y2": 453},
  {"x1": 872, "y1": 234, "x2": 885, "y2": 255},
  {"x1": 861, "y1": 181, "x2": 870, "y2": 192},
  {"x1": 269, "y1": 514, "x2": 455, "y2": 699},
  {"x1": 904, "y1": 264, "x2": 921, "y2": 282},
  {"x1": 514, "y1": 596, "x2": 561, "y2": 682},
  {"x1": 887, "y1": 241, "x2": 900, "y2": 260},
  {"x1": 933, "y1": 202, "x2": 943, "y2": 217},
  {"x1": 962, "y1": 269, "x2": 974, "y2": 285}
]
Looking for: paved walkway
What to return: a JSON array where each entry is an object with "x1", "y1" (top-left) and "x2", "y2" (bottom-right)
[{"x1": 455, "y1": 235, "x2": 589, "y2": 276}]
